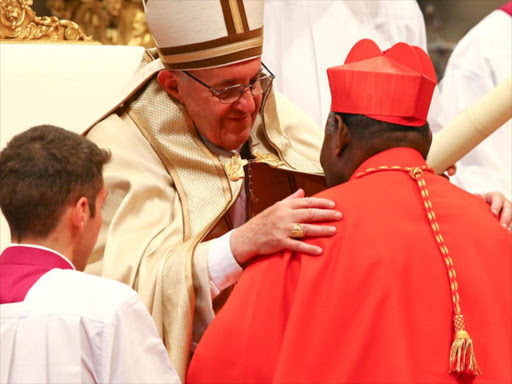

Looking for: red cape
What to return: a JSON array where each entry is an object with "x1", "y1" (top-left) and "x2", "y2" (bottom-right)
[{"x1": 188, "y1": 148, "x2": 512, "y2": 384}]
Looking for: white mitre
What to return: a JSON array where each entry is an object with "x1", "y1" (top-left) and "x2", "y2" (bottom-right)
[{"x1": 144, "y1": 0, "x2": 264, "y2": 70}]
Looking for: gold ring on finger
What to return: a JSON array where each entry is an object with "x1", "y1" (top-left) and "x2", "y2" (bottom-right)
[{"x1": 290, "y1": 223, "x2": 306, "y2": 239}]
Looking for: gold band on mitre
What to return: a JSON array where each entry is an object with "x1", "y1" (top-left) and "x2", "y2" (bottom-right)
[{"x1": 145, "y1": 0, "x2": 264, "y2": 70}]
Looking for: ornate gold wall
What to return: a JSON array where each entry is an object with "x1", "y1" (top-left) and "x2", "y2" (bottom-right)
[
  {"x1": 0, "y1": 0, "x2": 153, "y2": 46},
  {"x1": 0, "y1": 0, "x2": 90, "y2": 41},
  {"x1": 45, "y1": 0, "x2": 153, "y2": 46}
]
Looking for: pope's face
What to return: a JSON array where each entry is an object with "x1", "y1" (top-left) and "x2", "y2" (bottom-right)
[{"x1": 175, "y1": 58, "x2": 264, "y2": 151}]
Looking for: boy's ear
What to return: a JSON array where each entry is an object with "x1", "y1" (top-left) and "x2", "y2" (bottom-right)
[
  {"x1": 71, "y1": 197, "x2": 89, "y2": 232},
  {"x1": 157, "y1": 69, "x2": 183, "y2": 102}
]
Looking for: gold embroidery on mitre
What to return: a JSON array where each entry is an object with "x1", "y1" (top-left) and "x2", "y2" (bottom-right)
[
  {"x1": 253, "y1": 152, "x2": 286, "y2": 168},
  {"x1": 225, "y1": 155, "x2": 248, "y2": 181},
  {"x1": 228, "y1": 0, "x2": 244, "y2": 34}
]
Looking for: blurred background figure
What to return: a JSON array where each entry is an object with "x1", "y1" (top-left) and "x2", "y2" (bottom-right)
[
  {"x1": 429, "y1": 1, "x2": 512, "y2": 198},
  {"x1": 262, "y1": 0, "x2": 427, "y2": 127},
  {"x1": 262, "y1": 0, "x2": 511, "y2": 198}
]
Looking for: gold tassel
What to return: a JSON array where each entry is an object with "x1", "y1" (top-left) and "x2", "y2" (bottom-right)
[
  {"x1": 449, "y1": 330, "x2": 481, "y2": 376},
  {"x1": 356, "y1": 168, "x2": 483, "y2": 378}
]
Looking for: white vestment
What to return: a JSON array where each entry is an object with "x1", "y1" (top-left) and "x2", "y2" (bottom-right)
[
  {"x1": 85, "y1": 58, "x2": 324, "y2": 378},
  {"x1": 262, "y1": 0, "x2": 428, "y2": 127},
  {"x1": 0, "y1": 266, "x2": 180, "y2": 384},
  {"x1": 430, "y1": 9, "x2": 512, "y2": 198}
]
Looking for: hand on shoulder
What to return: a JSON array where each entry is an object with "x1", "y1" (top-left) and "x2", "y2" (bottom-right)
[{"x1": 230, "y1": 189, "x2": 343, "y2": 265}]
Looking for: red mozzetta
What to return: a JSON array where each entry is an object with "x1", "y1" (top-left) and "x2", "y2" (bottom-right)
[{"x1": 187, "y1": 148, "x2": 512, "y2": 383}]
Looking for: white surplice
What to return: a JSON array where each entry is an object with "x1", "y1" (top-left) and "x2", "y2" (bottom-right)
[
  {"x1": 0, "y1": 267, "x2": 180, "y2": 384},
  {"x1": 262, "y1": 0, "x2": 428, "y2": 127},
  {"x1": 429, "y1": 9, "x2": 512, "y2": 198}
]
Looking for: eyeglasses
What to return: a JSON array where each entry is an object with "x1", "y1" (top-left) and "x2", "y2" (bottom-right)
[{"x1": 183, "y1": 63, "x2": 275, "y2": 104}]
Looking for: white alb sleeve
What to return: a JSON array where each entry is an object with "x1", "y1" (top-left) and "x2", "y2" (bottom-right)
[{"x1": 107, "y1": 295, "x2": 181, "y2": 384}]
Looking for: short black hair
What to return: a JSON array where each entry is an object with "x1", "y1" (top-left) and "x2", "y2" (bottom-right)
[
  {"x1": 340, "y1": 113, "x2": 429, "y2": 140},
  {"x1": 329, "y1": 112, "x2": 431, "y2": 152},
  {"x1": 0, "y1": 125, "x2": 111, "y2": 241}
]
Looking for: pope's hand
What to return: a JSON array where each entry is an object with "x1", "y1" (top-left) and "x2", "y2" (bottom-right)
[
  {"x1": 476, "y1": 191, "x2": 512, "y2": 231},
  {"x1": 230, "y1": 189, "x2": 342, "y2": 265}
]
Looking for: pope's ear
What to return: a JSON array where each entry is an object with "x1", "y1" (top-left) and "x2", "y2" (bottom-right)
[
  {"x1": 334, "y1": 114, "x2": 350, "y2": 158},
  {"x1": 157, "y1": 69, "x2": 182, "y2": 102}
]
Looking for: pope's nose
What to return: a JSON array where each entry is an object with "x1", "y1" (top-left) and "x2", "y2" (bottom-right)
[{"x1": 232, "y1": 88, "x2": 257, "y2": 114}]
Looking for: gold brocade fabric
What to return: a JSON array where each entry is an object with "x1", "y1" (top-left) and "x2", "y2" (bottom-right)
[
  {"x1": 129, "y1": 78, "x2": 235, "y2": 376},
  {"x1": 130, "y1": 79, "x2": 232, "y2": 239}
]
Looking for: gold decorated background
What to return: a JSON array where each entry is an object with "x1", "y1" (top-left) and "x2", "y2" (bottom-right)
[
  {"x1": 29, "y1": 0, "x2": 508, "y2": 78},
  {"x1": 4, "y1": 1, "x2": 507, "y2": 78},
  {"x1": 32, "y1": 0, "x2": 153, "y2": 46}
]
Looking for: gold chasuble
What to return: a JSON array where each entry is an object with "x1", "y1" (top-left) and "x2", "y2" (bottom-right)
[{"x1": 85, "y1": 53, "x2": 325, "y2": 379}]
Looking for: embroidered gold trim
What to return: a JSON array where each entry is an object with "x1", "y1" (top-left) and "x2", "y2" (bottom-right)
[
  {"x1": 127, "y1": 107, "x2": 192, "y2": 240},
  {"x1": 225, "y1": 155, "x2": 248, "y2": 181},
  {"x1": 224, "y1": 152, "x2": 285, "y2": 182},
  {"x1": 228, "y1": 0, "x2": 244, "y2": 34},
  {"x1": 253, "y1": 152, "x2": 286, "y2": 168},
  {"x1": 220, "y1": 0, "x2": 236, "y2": 35}
]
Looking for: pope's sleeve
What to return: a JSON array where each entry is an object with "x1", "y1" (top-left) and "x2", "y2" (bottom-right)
[{"x1": 85, "y1": 112, "x2": 217, "y2": 340}]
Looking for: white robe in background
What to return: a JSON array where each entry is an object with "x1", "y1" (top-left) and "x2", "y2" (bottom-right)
[
  {"x1": 262, "y1": 0, "x2": 428, "y2": 127},
  {"x1": 0, "y1": 268, "x2": 180, "y2": 384},
  {"x1": 430, "y1": 9, "x2": 512, "y2": 198}
]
